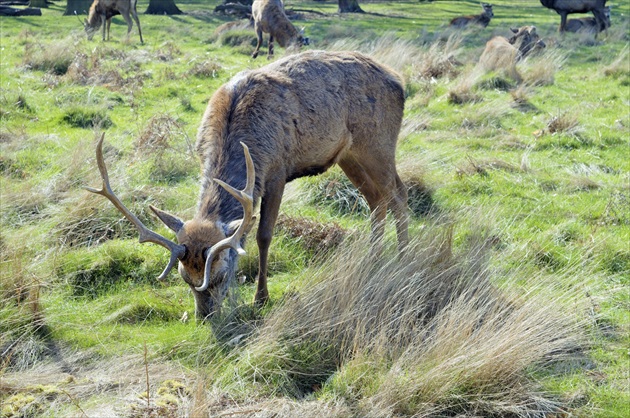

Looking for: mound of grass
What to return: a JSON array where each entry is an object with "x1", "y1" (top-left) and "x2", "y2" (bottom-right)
[
  {"x1": 56, "y1": 241, "x2": 165, "y2": 298},
  {"x1": 23, "y1": 41, "x2": 75, "y2": 75},
  {"x1": 61, "y1": 107, "x2": 113, "y2": 129},
  {"x1": 214, "y1": 228, "x2": 584, "y2": 415},
  {"x1": 304, "y1": 170, "x2": 369, "y2": 218}
]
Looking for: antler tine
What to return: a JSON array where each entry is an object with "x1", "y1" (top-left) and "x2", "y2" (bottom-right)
[
  {"x1": 85, "y1": 133, "x2": 186, "y2": 279},
  {"x1": 197, "y1": 142, "x2": 256, "y2": 292}
]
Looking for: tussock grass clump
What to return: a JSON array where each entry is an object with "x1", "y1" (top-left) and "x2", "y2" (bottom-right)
[
  {"x1": 304, "y1": 170, "x2": 370, "y2": 217},
  {"x1": 214, "y1": 227, "x2": 584, "y2": 415},
  {"x1": 510, "y1": 84, "x2": 538, "y2": 112},
  {"x1": 56, "y1": 241, "x2": 164, "y2": 298},
  {"x1": 448, "y1": 72, "x2": 483, "y2": 105},
  {"x1": 521, "y1": 48, "x2": 565, "y2": 87},
  {"x1": 397, "y1": 158, "x2": 435, "y2": 218},
  {"x1": 22, "y1": 40, "x2": 76, "y2": 75},
  {"x1": 214, "y1": 30, "x2": 256, "y2": 51},
  {"x1": 189, "y1": 59, "x2": 222, "y2": 78},
  {"x1": 413, "y1": 34, "x2": 463, "y2": 80},
  {"x1": 61, "y1": 107, "x2": 113, "y2": 129},
  {"x1": 545, "y1": 112, "x2": 581, "y2": 135},
  {"x1": 276, "y1": 215, "x2": 347, "y2": 257},
  {"x1": 456, "y1": 156, "x2": 520, "y2": 178},
  {"x1": 603, "y1": 46, "x2": 629, "y2": 81},
  {"x1": 136, "y1": 114, "x2": 196, "y2": 184},
  {"x1": 52, "y1": 195, "x2": 140, "y2": 248}
]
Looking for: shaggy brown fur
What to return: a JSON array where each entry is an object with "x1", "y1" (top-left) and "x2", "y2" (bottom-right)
[
  {"x1": 84, "y1": 0, "x2": 143, "y2": 43},
  {"x1": 251, "y1": 0, "x2": 308, "y2": 59},
  {"x1": 478, "y1": 26, "x2": 545, "y2": 83},
  {"x1": 449, "y1": 3, "x2": 494, "y2": 28},
  {"x1": 565, "y1": 6, "x2": 611, "y2": 33},
  {"x1": 540, "y1": 0, "x2": 608, "y2": 32},
  {"x1": 152, "y1": 50, "x2": 408, "y2": 319}
]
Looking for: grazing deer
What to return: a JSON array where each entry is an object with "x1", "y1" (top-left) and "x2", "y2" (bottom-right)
[
  {"x1": 251, "y1": 0, "x2": 309, "y2": 59},
  {"x1": 84, "y1": 0, "x2": 143, "y2": 44},
  {"x1": 88, "y1": 50, "x2": 409, "y2": 320},
  {"x1": 478, "y1": 26, "x2": 546, "y2": 83},
  {"x1": 540, "y1": 0, "x2": 608, "y2": 33},
  {"x1": 565, "y1": 5, "x2": 611, "y2": 33},
  {"x1": 449, "y1": 3, "x2": 494, "y2": 28}
]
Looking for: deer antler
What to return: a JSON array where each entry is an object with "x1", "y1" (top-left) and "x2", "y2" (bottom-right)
[
  {"x1": 197, "y1": 142, "x2": 256, "y2": 292},
  {"x1": 85, "y1": 133, "x2": 186, "y2": 280}
]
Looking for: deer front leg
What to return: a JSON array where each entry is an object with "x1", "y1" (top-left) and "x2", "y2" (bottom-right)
[
  {"x1": 106, "y1": 18, "x2": 111, "y2": 40},
  {"x1": 252, "y1": 25, "x2": 263, "y2": 59},
  {"x1": 101, "y1": 14, "x2": 107, "y2": 41},
  {"x1": 254, "y1": 179, "x2": 285, "y2": 306},
  {"x1": 559, "y1": 12, "x2": 568, "y2": 32}
]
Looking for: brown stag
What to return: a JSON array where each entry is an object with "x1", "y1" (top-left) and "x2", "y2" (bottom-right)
[
  {"x1": 87, "y1": 50, "x2": 409, "y2": 320},
  {"x1": 84, "y1": 0, "x2": 143, "y2": 44},
  {"x1": 449, "y1": 3, "x2": 494, "y2": 28},
  {"x1": 540, "y1": 0, "x2": 608, "y2": 32},
  {"x1": 251, "y1": 0, "x2": 309, "y2": 59}
]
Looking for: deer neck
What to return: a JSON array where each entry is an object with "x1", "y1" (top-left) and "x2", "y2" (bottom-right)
[{"x1": 196, "y1": 141, "x2": 252, "y2": 224}]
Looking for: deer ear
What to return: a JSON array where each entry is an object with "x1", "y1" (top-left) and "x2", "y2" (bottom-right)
[
  {"x1": 150, "y1": 205, "x2": 184, "y2": 233},
  {"x1": 510, "y1": 27, "x2": 518, "y2": 33}
]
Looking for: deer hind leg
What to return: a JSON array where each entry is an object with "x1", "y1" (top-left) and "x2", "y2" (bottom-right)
[
  {"x1": 267, "y1": 35, "x2": 274, "y2": 59},
  {"x1": 339, "y1": 155, "x2": 409, "y2": 253},
  {"x1": 122, "y1": 12, "x2": 134, "y2": 39},
  {"x1": 101, "y1": 14, "x2": 107, "y2": 41},
  {"x1": 254, "y1": 178, "x2": 286, "y2": 306},
  {"x1": 106, "y1": 18, "x2": 111, "y2": 40},
  {"x1": 131, "y1": 9, "x2": 143, "y2": 43},
  {"x1": 252, "y1": 25, "x2": 263, "y2": 58}
]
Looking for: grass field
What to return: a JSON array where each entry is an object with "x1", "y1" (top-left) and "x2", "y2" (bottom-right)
[{"x1": 1, "y1": 0, "x2": 629, "y2": 416}]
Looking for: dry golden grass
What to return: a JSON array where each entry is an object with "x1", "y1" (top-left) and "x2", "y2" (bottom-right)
[{"x1": 211, "y1": 223, "x2": 585, "y2": 416}]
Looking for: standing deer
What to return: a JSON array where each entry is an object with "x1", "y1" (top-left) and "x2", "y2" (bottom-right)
[
  {"x1": 540, "y1": 0, "x2": 608, "y2": 32},
  {"x1": 88, "y1": 50, "x2": 409, "y2": 320},
  {"x1": 565, "y1": 6, "x2": 611, "y2": 33},
  {"x1": 449, "y1": 3, "x2": 494, "y2": 28},
  {"x1": 84, "y1": 0, "x2": 143, "y2": 44},
  {"x1": 251, "y1": 0, "x2": 308, "y2": 59}
]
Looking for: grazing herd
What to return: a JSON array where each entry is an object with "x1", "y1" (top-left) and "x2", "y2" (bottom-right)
[{"x1": 86, "y1": 1, "x2": 613, "y2": 319}]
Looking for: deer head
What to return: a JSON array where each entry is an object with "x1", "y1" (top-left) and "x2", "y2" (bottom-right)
[{"x1": 86, "y1": 134, "x2": 256, "y2": 319}]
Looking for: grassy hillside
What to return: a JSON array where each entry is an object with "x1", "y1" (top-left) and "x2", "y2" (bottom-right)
[{"x1": 1, "y1": 0, "x2": 628, "y2": 416}]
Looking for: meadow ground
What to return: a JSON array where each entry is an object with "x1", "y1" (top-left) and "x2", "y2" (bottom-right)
[{"x1": 1, "y1": 0, "x2": 629, "y2": 416}]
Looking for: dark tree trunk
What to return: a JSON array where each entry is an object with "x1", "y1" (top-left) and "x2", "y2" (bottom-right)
[
  {"x1": 64, "y1": 0, "x2": 91, "y2": 15},
  {"x1": 145, "y1": 0, "x2": 182, "y2": 15},
  {"x1": 29, "y1": 0, "x2": 47, "y2": 8},
  {"x1": 338, "y1": 0, "x2": 363, "y2": 13}
]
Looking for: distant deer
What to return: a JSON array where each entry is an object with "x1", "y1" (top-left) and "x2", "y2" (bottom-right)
[
  {"x1": 478, "y1": 26, "x2": 546, "y2": 83},
  {"x1": 450, "y1": 3, "x2": 494, "y2": 28},
  {"x1": 84, "y1": 0, "x2": 143, "y2": 44},
  {"x1": 251, "y1": 0, "x2": 309, "y2": 59},
  {"x1": 565, "y1": 5, "x2": 611, "y2": 33},
  {"x1": 87, "y1": 50, "x2": 409, "y2": 320},
  {"x1": 540, "y1": 0, "x2": 608, "y2": 32}
]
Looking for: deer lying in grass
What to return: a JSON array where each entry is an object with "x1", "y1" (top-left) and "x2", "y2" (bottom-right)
[
  {"x1": 540, "y1": 0, "x2": 609, "y2": 32},
  {"x1": 449, "y1": 3, "x2": 494, "y2": 28},
  {"x1": 251, "y1": 0, "x2": 308, "y2": 59},
  {"x1": 478, "y1": 26, "x2": 546, "y2": 83},
  {"x1": 88, "y1": 50, "x2": 409, "y2": 320},
  {"x1": 565, "y1": 5, "x2": 611, "y2": 33},
  {"x1": 84, "y1": 0, "x2": 143, "y2": 44}
]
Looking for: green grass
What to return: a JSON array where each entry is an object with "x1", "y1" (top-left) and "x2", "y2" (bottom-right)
[{"x1": 1, "y1": 0, "x2": 629, "y2": 416}]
